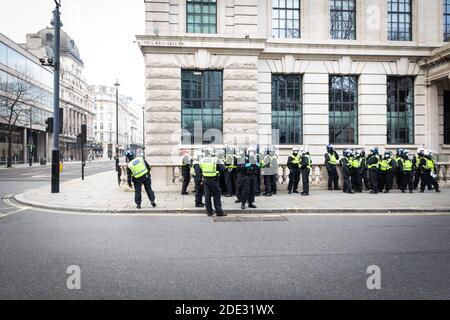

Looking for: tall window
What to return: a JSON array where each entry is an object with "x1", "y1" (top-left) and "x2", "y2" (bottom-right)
[
  {"x1": 186, "y1": 0, "x2": 217, "y2": 34},
  {"x1": 387, "y1": 77, "x2": 414, "y2": 144},
  {"x1": 330, "y1": 0, "x2": 356, "y2": 40},
  {"x1": 329, "y1": 75, "x2": 358, "y2": 144},
  {"x1": 444, "y1": 91, "x2": 450, "y2": 144},
  {"x1": 272, "y1": 74, "x2": 302, "y2": 145},
  {"x1": 388, "y1": 0, "x2": 412, "y2": 41},
  {"x1": 272, "y1": 0, "x2": 301, "y2": 38},
  {"x1": 444, "y1": 0, "x2": 450, "y2": 42},
  {"x1": 181, "y1": 70, "x2": 223, "y2": 145}
]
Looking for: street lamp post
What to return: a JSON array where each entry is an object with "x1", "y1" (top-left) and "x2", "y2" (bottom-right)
[
  {"x1": 142, "y1": 106, "x2": 145, "y2": 159},
  {"x1": 114, "y1": 80, "x2": 120, "y2": 185},
  {"x1": 51, "y1": 0, "x2": 61, "y2": 193}
]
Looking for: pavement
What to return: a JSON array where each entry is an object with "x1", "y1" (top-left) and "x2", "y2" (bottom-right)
[{"x1": 13, "y1": 169, "x2": 450, "y2": 214}]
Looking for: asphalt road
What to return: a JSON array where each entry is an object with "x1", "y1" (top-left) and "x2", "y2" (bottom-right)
[{"x1": 0, "y1": 162, "x2": 449, "y2": 300}]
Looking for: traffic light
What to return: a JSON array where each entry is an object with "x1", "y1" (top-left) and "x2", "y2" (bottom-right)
[
  {"x1": 80, "y1": 124, "x2": 87, "y2": 144},
  {"x1": 45, "y1": 117, "x2": 54, "y2": 133}
]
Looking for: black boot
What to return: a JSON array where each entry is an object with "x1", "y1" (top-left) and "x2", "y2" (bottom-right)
[{"x1": 249, "y1": 204, "x2": 257, "y2": 209}]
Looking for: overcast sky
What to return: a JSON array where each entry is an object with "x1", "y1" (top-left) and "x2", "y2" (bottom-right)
[{"x1": 0, "y1": 0, "x2": 146, "y2": 104}]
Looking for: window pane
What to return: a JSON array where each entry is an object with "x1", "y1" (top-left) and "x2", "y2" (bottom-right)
[
  {"x1": 186, "y1": 0, "x2": 217, "y2": 34},
  {"x1": 181, "y1": 70, "x2": 223, "y2": 145},
  {"x1": 272, "y1": 1, "x2": 301, "y2": 38},
  {"x1": 330, "y1": 0, "x2": 356, "y2": 40},
  {"x1": 386, "y1": 76, "x2": 414, "y2": 144},
  {"x1": 272, "y1": 74, "x2": 302, "y2": 144},
  {"x1": 329, "y1": 75, "x2": 358, "y2": 144},
  {"x1": 388, "y1": 0, "x2": 412, "y2": 41},
  {"x1": 444, "y1": 0, "x2": 450, "y2": 41}
]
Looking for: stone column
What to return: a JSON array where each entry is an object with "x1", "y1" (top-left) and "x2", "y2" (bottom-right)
[
  {"x1": 223, "y1": 56, "x2": 259, "y2": 146},
  {"x1": 426, "y1": 83, "x2": 439, "y2": 153}
]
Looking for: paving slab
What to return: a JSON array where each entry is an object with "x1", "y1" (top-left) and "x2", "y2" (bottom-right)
[{"x1": 14, "y1": 170, "x2": 450, "y2": 214}]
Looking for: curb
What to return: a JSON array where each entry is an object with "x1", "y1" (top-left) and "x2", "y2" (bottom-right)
[{"x1": 13, "y1": 194, "x2": 450, "y2": 215}]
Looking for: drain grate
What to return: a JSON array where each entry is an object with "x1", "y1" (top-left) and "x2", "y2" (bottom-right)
[{"x1": 213, "y1": 215, "x2": 289, "y2": 222}]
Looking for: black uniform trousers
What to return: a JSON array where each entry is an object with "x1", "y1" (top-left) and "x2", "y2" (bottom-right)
[
  {"x1": 369, "y1": 168, "x2": 379, "y2": 192},
  {"x1": 420, "y1": 171, "x2": 439, "y2": 192},
  {"x1": 181, "y1": 168, "x2": 191, "y2": 194},
  {"x1": 400, "y1": 171, "x2": 414, "y2": 192},
  {"x1": 264, "y1": 175, "x2": 277, "y2": 194},
  {"x1": 327, "y1": 166, "x2": 339, "y2": 190},
  {"x1": 236, "y1": 171, "x2": 244, "y2": 201},
  {"x1": 378, "y1": 170, "x2": 393, "y2": 192},
  {"x1": 351, "y1": 168, "x2": 362, "y2": 192},
  {"x1": 362, "y1": 167, "x2": 370, "y2": 190},
  {"x1": 204, "y1": 177, "x2": 223, "y2": 215},
  {"x1": 413, "y1": 170, "x2": 422, "y2": 189},
  {"x1": 133, "y1": 175, "x2": 155, "y2": 206},
  {"x1": 301, "y1": 168, "x2": 310, "y2": 194},
  {"x1": 224, "y1": 169, "x2": 236, "y2": 195},
  {"x1": 343, "y1": 171, "x2": 352, "y2": 193},
  {"x1": 288, "y1": 168, "x2": 300, "y2": 192},
  {"x1": 241, "y1": 175, "x2": 256, "y2": 205},
  {"x1": 194, "y1": 177, "x2": 204, "y2": 205}
]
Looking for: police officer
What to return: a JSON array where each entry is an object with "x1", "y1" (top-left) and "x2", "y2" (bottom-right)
[
  {"x1": 340, "y1": 148, "x2": 354, "y2": 194},
  {"x1": 419, "y1": 150, "x2": 441, "y2": 193},
  {"x1": 360, "y1": 149, "x2": 370, "y2": 191},
  {"x1": 413, "y1": 147, "x2": 425, "y2": 190},
  {"x1": 126, "y1": 150, "x2": 156, "y2": 209},
  {"x1": 269, "y1": 148, "x2": 279, "y2": 195},
  {"x1": 394, "y1": 148, "x2": 404, "y2": 190},
  {"x1": 325, "y1": 144, "x2": 340, "y2": 191},
  {"x1": 253, "y1": 145, "x2": 262, "y2": 196},
  {"x1": 398, "y1": 149, "x2": 414, "y2": 193},
  {"x1": 216, "y1": 148, "x2": 227, "y2": 195},
  {"x1": 181, "y1": 151, "x2": 192, "y2": 195},
  {"x1": 262, "y1": 147, "x2": 277, "y2": 197},
  {"x1": 287, "y1": 147, "x2": 301, "y2": 194},
  {"x1": 351, "y1": 149, "x2": 363, "y2": 193},
  {"x1": 367, "y1": 147, "x2": 381, "y2": 194},
  {"x1": 241, "y1": 146, "x2": 259, "y2": 209},
  {"x1": 300, "y1": 146, "x2": 312, "y2": 196},
  {"x1": 224, "y1": 146, "x2": 237, "y2": 197},
  {"x1": 235, "y1": 145, "x2": 247, "y2": 204},
  {"x1": 378, "y1": 151, "x2": 396, "y2": 193},
  {"x1": 199, "y1": 148, "x2": 227, "y2": 217},
  {"x1": 192, "y1": 151, "x2": 205, "y2": 207}
]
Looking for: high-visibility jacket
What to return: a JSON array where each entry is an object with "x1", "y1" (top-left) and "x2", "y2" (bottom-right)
[
  {"x1": 290, "y1": 154, "x2": 301, "y2": 165},
  {"x1": 200, "y1": 157, "x2": 218, "y2": 177},
  {"x1": 303, "y1": 154, "x2": 312, "y2": 169},
  {"x1": 425, "y1": 159, "x2": 435, "y2": 171},
  {"x1": 128, "y1": 157, "x2": 149, "y2": 179},
  {"x1": 379, "y1": 159, "x2": 392, "y2": 172},
  {"x1": 414, "y1": 155, "x2": 421, "y2": 169},
  {"x1": 351, "y1": 157, "x2": 362, "y2": 169},
  {"x1": 327, "y1": 153, "x2": 338, "y2": 165},
  {"x1": 403, "y1": 159, "x2": 413, "y2": 172},
  {"x1": 368, "y1": 155, "x2": 380, "y2": 169}
]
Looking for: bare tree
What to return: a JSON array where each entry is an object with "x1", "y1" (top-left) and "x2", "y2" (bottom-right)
[{"x1": 0, "y1": 71, "x2": 39, "y2": 167}]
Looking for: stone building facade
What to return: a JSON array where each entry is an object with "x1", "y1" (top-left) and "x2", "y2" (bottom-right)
[
  {"x1": 89, "y1": 85, "x2": 143, "y2": 159},
  {"x1": 138, "y1": 0, "x2": 450, "y2": 170},
  {"x1": 25, "y1": 29, "x2": 96, "y2": 161}
]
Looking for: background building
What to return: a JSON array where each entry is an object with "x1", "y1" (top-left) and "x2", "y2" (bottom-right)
[
  {"x1": 138, "y1": 0, "x2": 450, "y2": 169},
  {"x1": 25, "y1": 28, "x2": 96, "y2": 161},
  {"x1": 0, "y1": 32, "x2": 53, "y2": 165},
  {"x1": 90, "y1": 85, "x2": 143, "y2": 159}
]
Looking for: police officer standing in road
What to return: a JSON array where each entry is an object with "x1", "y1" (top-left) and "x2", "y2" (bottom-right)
[
  {"x1": 235, "y1": 145, "x2": 247, "y2": 204},
  {"x1": 360, "y1": 149, "x2": 370, "y2": 191},
  {"x1": 397, "y1": 149, "x2": 414, "y2": 193},
  {"x1": 367, "y1": 147, "x2": 381, "y2": 194},
  {"x1": 199, "y1": 148, "x2": 227, "y2": 217},
  {"x1": 325, "y1": 144, "x2": 340, "y2": 191},
  {"x1": 240, "y1": 146, "x2": 259, "y2": 209},
  {"x1": 126, "y1": 150, "x2": 156, "y2": 209},
  {"x1": 300, "y1": 146, "x2": 312, "y2": 196},
  {"x1": 181, "y1": 151, "x2": 192, "y2": 195},
  {"x1": 262, "y1": 147, "x2": 277, "y2": 197},
  {"x1": 192, "y1": 151, "x2": 205, "y2": 207},
  {"x1": 413, "y1": 147, "x2": 425, "y2": 190},
  {"x1": 287, "y1": 147, "x2": 301, "y2": 194}
]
